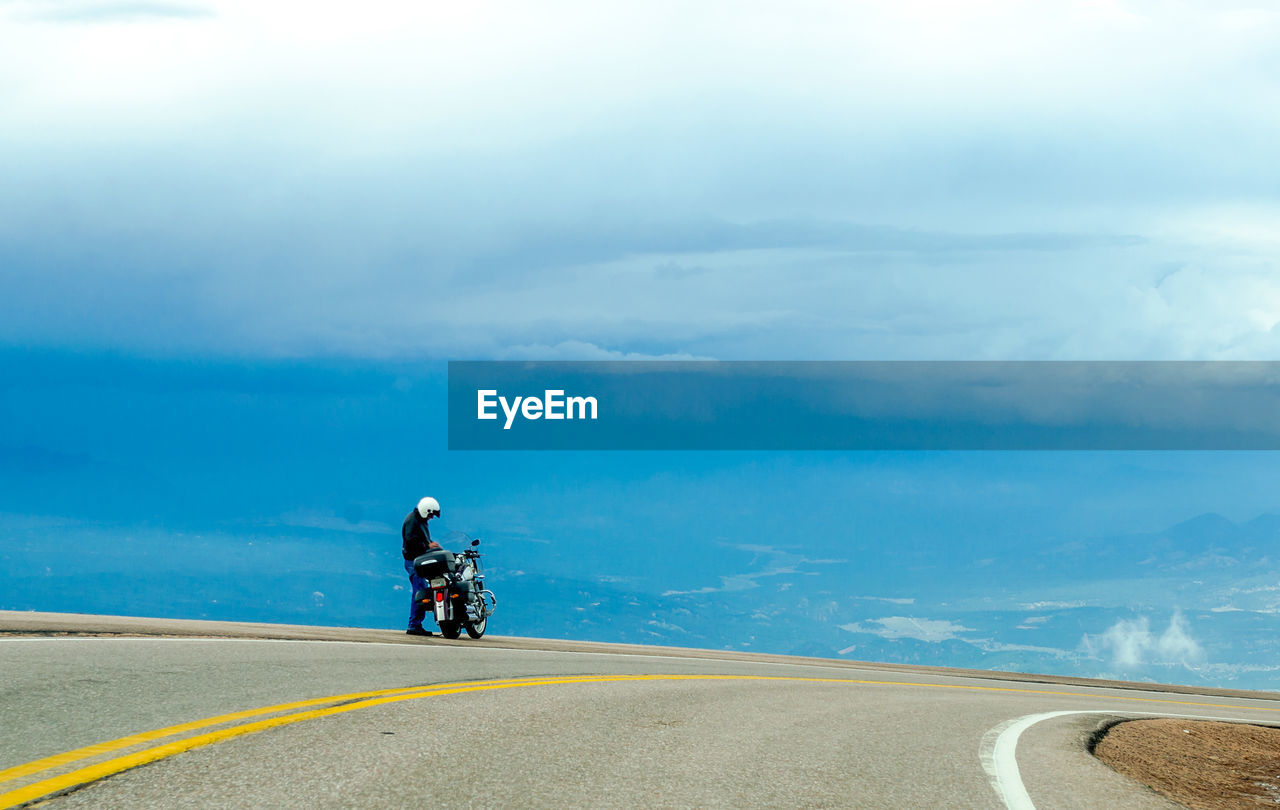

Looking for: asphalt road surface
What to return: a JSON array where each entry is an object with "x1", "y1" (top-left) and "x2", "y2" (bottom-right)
[{"x1": 3, "y1": 612, "x2": 1279, "y2": 809}]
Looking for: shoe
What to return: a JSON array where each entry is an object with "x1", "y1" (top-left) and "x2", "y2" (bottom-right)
[{"x1": 406, "y1": 627, "x2": 433, "y2": 637}]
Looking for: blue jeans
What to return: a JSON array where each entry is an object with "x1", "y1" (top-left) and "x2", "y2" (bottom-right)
[{"x1": 404, "y1": 557, "x2": 429, "y2": 630}]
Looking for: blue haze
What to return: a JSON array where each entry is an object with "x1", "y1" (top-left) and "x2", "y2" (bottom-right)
[{"x1": 4, "y1": 351, "x2": 1280, "y2": 688}]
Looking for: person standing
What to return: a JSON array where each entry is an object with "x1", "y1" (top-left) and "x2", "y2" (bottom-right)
[{"x1": 402, "y1": 496, "x2": 441, "y2": 636}]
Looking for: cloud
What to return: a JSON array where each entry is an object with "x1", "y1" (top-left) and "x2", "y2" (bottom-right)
[
  {"x1": 971, "y1": 639, "x2": 1074, "y2": 658},
  {"x1": 662, "y1": 544, "x2": 846, "y2": 596},
  {"x1": 10, "y1": 1, "x2": 213, "y2": 23},
  {"x1": 2, "y1": 1, "x2": 1279, "y2": 360},
  {"x1": 645, "y1": 618, "x2": 687, "y2": 635},
  {"x1": 1082, "y1": 610, "x2": 1204, "y2": 668},
  {"x1": 497, "y1": 341, "x2": 714, "y2": 361},
  {"x1": 5, "y1": 210, "x2": 1277, "y2": 361},
  {"x1": 840, "y1": 613, "x2": 1077, "y2": 658},
  {"x1": 840, "y1": 617, "x2": 975, "y2": 643},
  {"x1": 662, "y1": 574, "x2": 767, "y2": 597}
]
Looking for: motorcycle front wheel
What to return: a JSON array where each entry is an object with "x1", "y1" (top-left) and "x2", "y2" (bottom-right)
[
  {"x1": 465, "y1": 616, "x2": 486, "y2": 639},
  {"x1": 438, "y1": 620, "x2": 461, "y2": 639}
]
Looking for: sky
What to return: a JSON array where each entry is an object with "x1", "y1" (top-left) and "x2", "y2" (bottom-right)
[
  {"x1": 3, "y1": 0, "x2": 1280, "y2": 687},
  {"x1": 2, "y1": 0, "x2": 1279, "y2": 360}
]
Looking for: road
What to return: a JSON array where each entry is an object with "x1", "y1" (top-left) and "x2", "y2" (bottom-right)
[{"x1": 3, "y1": 612, "x2": 1278, "y2": 808}]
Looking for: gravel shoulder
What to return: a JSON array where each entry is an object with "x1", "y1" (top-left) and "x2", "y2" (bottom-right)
[{"x1": 1094, "y1": 718, "x2": 1280, "y2": 809}]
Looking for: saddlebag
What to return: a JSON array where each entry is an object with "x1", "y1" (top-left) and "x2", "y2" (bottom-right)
[{"x1": 413, "y1": 550, "x2": 456, "y2": 579}]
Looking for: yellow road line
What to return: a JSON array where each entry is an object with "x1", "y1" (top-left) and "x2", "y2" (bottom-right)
[
  {"x1": 3, "y1": 673, "x2": 1276, "y2": 809},
  {"x1": 0, "y1": 676, "x2": 638, "y2": 808},
  {"x1": 0, "y1": 675, "x2": 583, "y2": 785}
]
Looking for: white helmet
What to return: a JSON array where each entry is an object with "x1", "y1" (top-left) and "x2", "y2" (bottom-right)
[{"x1": 417, "y1": 496, "x2": 440, "y2": 519}]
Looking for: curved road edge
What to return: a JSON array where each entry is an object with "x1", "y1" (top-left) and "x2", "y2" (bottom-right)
[{"x1": 3, "y1": 609, "x2": 1275, "y2": 702}]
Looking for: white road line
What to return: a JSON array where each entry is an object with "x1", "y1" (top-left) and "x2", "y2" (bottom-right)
[
  {"x1": 981, "y1": 708, "x2": 1280, "y2": 809},
  {"x1": 981, "y1": 710, "x2": 1075, "y2": 810}
]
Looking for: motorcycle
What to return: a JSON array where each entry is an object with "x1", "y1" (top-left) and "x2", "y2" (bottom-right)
[{"x1": 411, "y1": 538, "x2": 497, "y2": 639}]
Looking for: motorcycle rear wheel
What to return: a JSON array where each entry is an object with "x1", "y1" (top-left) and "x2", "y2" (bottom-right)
[
  {"x1": 438, "y1": 620, "x2": 461, "y2": 639},
  {"x1": 465, "y1": 616, "x2": 486, "y2": 639}
]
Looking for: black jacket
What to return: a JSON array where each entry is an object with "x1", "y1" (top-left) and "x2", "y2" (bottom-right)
[{"x1": 402, "y1": 510, "x2": 434, "y2": 560}]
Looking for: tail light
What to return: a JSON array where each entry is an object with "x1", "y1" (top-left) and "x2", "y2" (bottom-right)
[{"x1": 434, "y1": 591, "x2": 445, "y2": 603}]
